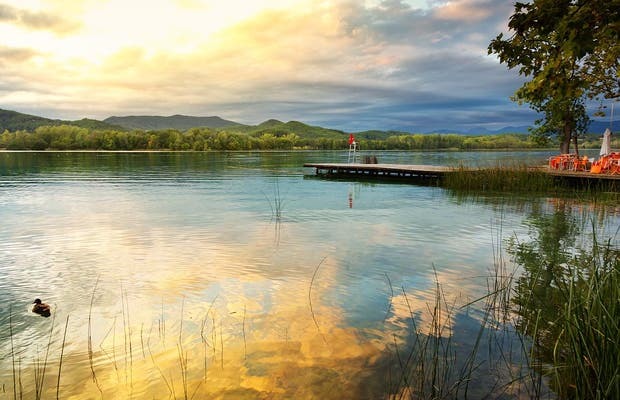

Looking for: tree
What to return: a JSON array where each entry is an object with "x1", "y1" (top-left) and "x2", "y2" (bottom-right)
[{"x1": 489, "y1": 0, "x2": 620, "y2": 154}]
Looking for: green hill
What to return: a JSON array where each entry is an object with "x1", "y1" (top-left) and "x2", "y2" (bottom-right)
[
  {"x1": 256, "y1": 119, "x2": 285, "y2": 129},
  {"x1": 0, "y1": 108, "x2": 411, "y2": 144},
  {"x1": 104, "y1": 114, "x2": 245, "y2": 131},
  {"x1": 232, "y1": 119, "x2": 348, "y2": 140},
  {"x1": 0, "y1": 109, "x2": 124, "y2": 131},
  {"x1": 354, "y1": 130, "x2": 410, "y2": 140}
]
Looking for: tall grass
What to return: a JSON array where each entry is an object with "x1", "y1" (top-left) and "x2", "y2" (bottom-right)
[
  {"x1": 443, "y1": 164, "x2": 555, "y2": 192},
  {"x1": 535, "y1": 232, "x2": 619, "y2": 398},
  {"x1": 87, "y1": 275, "x2": 103, "y2": 396},
  {"x1": 264, "y1": 179, "x2": 286, "y2": 244},
  {"x1": 399, "y1": 272, "x2": 458, "y2": 399},
  {"x1": 389, "y1": 216, "x2": 619, "y2": 399},
  {"x1": 386, "y1": 261, "x2": 529, "y2": 399},
  {"x1": 34, "y1": 312, "x2": 55, "y2": 400},
  {"x1": 509, "y1": 215, "x2": 620, "y2": 399},
  {"x1": 56, "y1": 315, "x2": 70, "y2": 400},
  {"x1": 264, "y1": 179, "x2": 285, "y2": 222},
  {"x1": 443, "y1": 163, "x2": 620, "y2": 194}
]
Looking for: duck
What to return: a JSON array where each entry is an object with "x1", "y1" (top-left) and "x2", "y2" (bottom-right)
[{"x1": 32, "y1": 298, "x2": 51, "y2": 317}]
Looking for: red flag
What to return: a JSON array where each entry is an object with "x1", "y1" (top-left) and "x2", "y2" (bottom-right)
[{"x1": 348, "y1": 133, "x2": 355, "y2": 145}]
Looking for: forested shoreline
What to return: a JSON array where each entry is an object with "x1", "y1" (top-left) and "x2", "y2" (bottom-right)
[{"x1": 0, "y1": 124, "x2": 612, "y2": 151}]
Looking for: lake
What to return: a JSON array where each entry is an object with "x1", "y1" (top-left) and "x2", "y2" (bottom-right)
[{"x1": 0, "y1": 150, "x2": 617, "y2": 399}]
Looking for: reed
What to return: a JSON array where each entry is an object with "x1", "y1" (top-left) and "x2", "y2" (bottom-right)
[
  {"x1": 389, "y1": 272, "x2": 464, "y2": 399},
  {"x1": 177, "y1": 297, "x2": 188, "y2": 400},
  {"x1": 389, "y1": 222, "x2": 555, "y2": 399},
  {"x1": 263, "y1": 179, "x2": 286, "y2": 244},
  {"x1": 146, "y1": 328, "x2": 173, "y2": 397},
  {"x1": 265, "y1": 179, "x2": 285, "y2": 221},
  {"x1": 507, "y1": 213, "x2": 620, "y2": 399},
  {"x1": 542, "y1": 233, "x2": 618, "y2": 399},
  {"x1": 443, "y1": 164, "x2": 555, "y2": 193},
  {"x1": 120, "y1": 285, "x2": 133, "y2": 389},
  {"x1": 383, "y1": 273, "x2": 394, "y2": 325},
  {"x1": 140, "y1": 323, "x2": 146, "y2": 360},
  {"x1": 34, "y1": 312, "x2": 55, "y2": 400},
  {"x1": 56, "y1": 315, "x2": 70, "y2": 400},
  {"x1": 308, "y1": 256, "x2": 328, "y2": 344},
  {"x1": 200, "y1": 296, "x2": 218, "y2": 382},
  {"x1": 87, "y1": 275, "x2": 103, "y2": 395}
]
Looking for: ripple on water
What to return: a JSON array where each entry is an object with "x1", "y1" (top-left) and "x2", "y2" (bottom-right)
[{"x1": 1, "y1": 151, "x2": 614, "y2": 399}]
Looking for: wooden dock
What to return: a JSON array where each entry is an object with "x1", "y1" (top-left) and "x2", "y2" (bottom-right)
[
  {"x1": 303, "y1": 162, "x2": 620, "y2": 186},
  {"x1": 303, "y1": 163, "x2": 452, "y2": 180}
]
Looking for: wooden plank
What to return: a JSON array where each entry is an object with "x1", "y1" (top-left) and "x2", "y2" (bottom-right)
[
  {"x1": 303, "y1": 163, "x2": 452, "y2": 179},
  {"x1": 303, "y1": 163, "x2": 620, "y2": 182},
  {"x1": 304, "y1": 163, "x2": 452, "y2": 172}
]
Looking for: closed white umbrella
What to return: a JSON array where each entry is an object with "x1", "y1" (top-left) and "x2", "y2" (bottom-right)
[{"x1": 600, "y1": 128, "x2": 612, "y2": 156}]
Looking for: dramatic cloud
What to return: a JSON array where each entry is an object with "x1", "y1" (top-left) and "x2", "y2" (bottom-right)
[
  {"x1": 0, "y1": 0, "x2": 543, "y2": 132},
  {"x1": 0, "y1": 2, "x2": 80, "y2": 34}
]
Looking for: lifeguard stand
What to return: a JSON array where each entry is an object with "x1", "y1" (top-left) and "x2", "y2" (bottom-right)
[{"x1": 347, "y1": 134, "x2": 358, "y2": 163}]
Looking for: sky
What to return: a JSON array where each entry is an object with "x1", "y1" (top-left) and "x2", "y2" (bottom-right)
[{"x1": 0, "y1": 0, "x2": 558, "y2": 132}]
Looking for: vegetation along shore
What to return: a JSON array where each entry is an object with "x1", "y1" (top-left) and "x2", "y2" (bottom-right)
[{"x1": 1, "y1": 123, "x2": 617, "y2": 152}]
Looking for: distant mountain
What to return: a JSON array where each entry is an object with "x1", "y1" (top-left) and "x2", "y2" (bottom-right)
[
  {"x1": 104, "y1": 114, "x2": 244, "y2": 131},
  {"x1": 3, "y1": 107, "x2": 617, "y2": 139},
  {"x1": 0, "y1": 108, "x2": 56, "y2": 131},
  {"x1": 0, "y1": 108, "x2": 124, "y2": 131},
  {"x1": 425, "y1": 126, "x2": 531, "y2": 135},
  {"x1": 425, "y1": 120, "x2": 617, "y2": 135},
  {"x1": 256, "y1": 119, "x2": 284, "y2": 129},
  {"x1": 494, "y1": 125, "x2": 532, "y2": 134},
  {"x1": 233, "y1": 119, "x2": 347, "y2": 139}
]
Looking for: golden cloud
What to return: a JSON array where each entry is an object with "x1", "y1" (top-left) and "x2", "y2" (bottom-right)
[
  {"x1": 434, "y1": 0, "x2": 492, "y2": 22},
  {"x1": 0, "y1": 2, "x2": 80, "y2": 34}
]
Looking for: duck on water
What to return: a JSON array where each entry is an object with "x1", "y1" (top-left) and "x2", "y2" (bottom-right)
[{"x1": 32, "y1": 298, "x2": 51, "y2": 317}]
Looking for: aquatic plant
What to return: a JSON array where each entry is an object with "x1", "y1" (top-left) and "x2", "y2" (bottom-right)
[
  {"x1": 443, "y1": 163, "x2": 620, "y2": 194},
  {"x1": 509, "y1": 214, "x2": 620, "y2": 399},
  {"x1": 443, "y1": 164, "x2": 555, "y2": 193}
]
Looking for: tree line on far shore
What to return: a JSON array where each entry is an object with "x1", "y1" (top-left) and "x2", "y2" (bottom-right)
[{"x1": 0, "y1": 125, "x2": 613, "y2": 151}]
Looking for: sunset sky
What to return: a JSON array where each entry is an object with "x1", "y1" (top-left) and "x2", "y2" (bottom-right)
[{"x1": 0, "y1": 0, "x2": 558, "y2": 132}]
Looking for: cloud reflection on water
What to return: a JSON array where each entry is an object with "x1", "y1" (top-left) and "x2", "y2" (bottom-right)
[{"x1": 4, "y1": 152, "x2": 599, "y2": 398}]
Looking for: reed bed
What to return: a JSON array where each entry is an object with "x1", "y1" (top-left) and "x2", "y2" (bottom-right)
[
  {"x1": 443, "y1": 164, "x2": 556, "y2": 193},
  {"x1": 443, "y1": 163, "x2": 620, "y2": 195},
  {"x1": 512, "y1": 229, "x2": 620, "y2": 399},
  {"x1": 387, "y1": 216, "x2": 619, "y2": 399}
]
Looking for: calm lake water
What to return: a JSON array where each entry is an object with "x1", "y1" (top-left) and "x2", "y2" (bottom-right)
[{"x1": 0, "y1": 151, "x2": 617, "y2": 399}]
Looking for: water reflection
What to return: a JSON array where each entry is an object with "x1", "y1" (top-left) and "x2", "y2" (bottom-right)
[
  {"x1": 0, "y1": 151, "x2": 618, "y2": 399},
  {"x1": 507, "y1": 199, "x2": 619, "y2": 399}
]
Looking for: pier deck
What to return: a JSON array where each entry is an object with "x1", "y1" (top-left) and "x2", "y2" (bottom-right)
[
  {"x1": 303, "y1": 163, "x2": 453, "y2": 179},
  {"x1": 303, "y1": 162, "x2": 620, "y2": 185}
]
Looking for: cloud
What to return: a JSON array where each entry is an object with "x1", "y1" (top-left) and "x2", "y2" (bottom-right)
[
  {"x1": 0, "y1": 3, "x2": 80, "y2": 34},
  {"x1": 0, "y1": 45, "x2": 38, "y2": 63},
  {"x1": 433, "y1": 0, "x2": 494, "y2": 22},
  {"x1": 0, "y1": 0, "x2": 537, "y2": 131}
]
